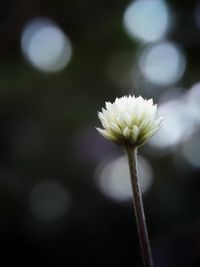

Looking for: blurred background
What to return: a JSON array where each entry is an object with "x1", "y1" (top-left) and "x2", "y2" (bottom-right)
[{"x1": 1, "y1": 0, "x2": 200, "y2": 266}]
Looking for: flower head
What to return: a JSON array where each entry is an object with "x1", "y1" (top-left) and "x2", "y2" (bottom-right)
[{"x1": 96, "y1": 95, "x2": 162, "y2": 147}]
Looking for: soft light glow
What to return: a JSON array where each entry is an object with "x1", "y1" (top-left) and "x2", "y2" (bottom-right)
[
  {"x1": 149, "y1": 98, "x2": 196, "y2": 151},
  {"x1": 159, "y1": 87, "x2": 184, "y2": 103},
  {"x1": 96, "y1": 155, "x2": 153, "y2": 202},
  {"x1": 21, "y1": 18, "x2": 72, "y2": 72},
  {"x1": 123, "y1": 0, "x2": 170, "y2": 43},
  {"x1": 181, "y1": 137, "x2": 200, "y2": 168},
  {"x1": 30, "y1": 180, "x2": 70, "y2": 222},
  {"x1": 107, "y1": 51, "x2": 134, "y2": 88},
  {"x1": 139, "y1": 42, "x2": 186, "y2": 86},
  {"x1": 187, "y1": 82, "x2": 200, "y2": 124}
]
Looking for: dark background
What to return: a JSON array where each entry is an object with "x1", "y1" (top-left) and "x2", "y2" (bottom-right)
[{"x1": 0, "y1": 0, "x2": 200, "y2": 266}]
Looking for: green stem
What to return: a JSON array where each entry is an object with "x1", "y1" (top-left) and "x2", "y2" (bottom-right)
[{"x1": 125, "y1": 146, "x2": 153, "y2": 267}]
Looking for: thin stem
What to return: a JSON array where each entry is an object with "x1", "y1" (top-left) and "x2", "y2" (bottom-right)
[{"x1": 125, "y1": 146, "x2": 153, "y2": 267}]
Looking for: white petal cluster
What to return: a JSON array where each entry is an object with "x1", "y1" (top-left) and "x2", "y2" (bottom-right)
[{"x1": 97, "y1": 95, "x2": 162, "y2": 147}]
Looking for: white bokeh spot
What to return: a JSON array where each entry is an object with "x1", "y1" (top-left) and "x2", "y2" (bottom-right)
[
  {"x1": 139, "y1": 42, "x2": 186, "y2": 86},
  {"x1": 96, "y1": 155, "x2": 153, "y2": 202},
  {"x1": 123, "y1": 0, "x2": 170, "y2": 43},
  {"x1": 21, "y1": 18, "x2": 72, "y2": 72}
]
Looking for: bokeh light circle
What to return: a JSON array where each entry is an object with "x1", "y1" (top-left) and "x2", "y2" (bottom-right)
[
  {"x1": 187, "y1": 82, "x2": 200, "y2": 124},
  {"x1": 21, "y1": 18, "x2": 72, "y2": 72},
  {"x1": 149, "y1": 98, "x2": 196, "y2": 152},
  {"x1": 123, "y1": 0, "x2": 170, "y2": 43},
  {"x1": 139, "y1": 42, "x2": 186, "y2": 86},
  {"x1": 96, "y1": 155, "x2": 153, "y2": 202},
  {"x1": 30, "y1": 180, "x2": 70, "y2": 222},
  {"x1": 181, "y1": 137, "x2": 200, "y2": 168}
]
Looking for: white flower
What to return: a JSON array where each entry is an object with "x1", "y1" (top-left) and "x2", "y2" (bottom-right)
[{"x1": 96, "y1": 95, "x2": 163, "y2": 147}]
